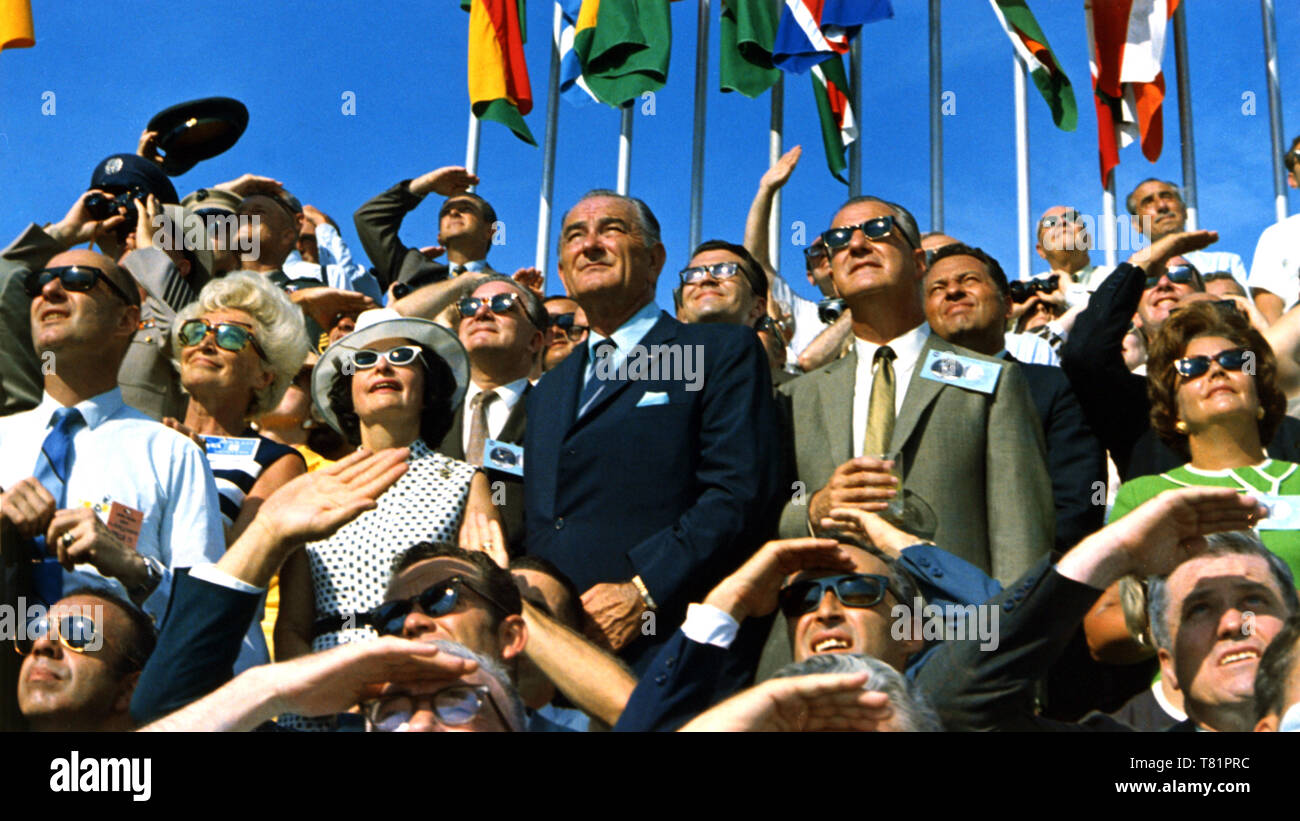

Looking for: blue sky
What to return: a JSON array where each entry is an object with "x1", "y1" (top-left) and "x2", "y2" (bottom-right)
[{"x1": 0, "y1": 0, "x2": 1295, "y2": 309}]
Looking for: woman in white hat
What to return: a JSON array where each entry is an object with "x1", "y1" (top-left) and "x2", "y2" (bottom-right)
[{"x1": 274, "y1": 308, "x2": 500, "y2": 677}]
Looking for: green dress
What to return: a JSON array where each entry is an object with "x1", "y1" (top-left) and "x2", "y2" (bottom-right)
[{"x1": 1109, "y1": 459, "x2": 1300, "y2": 580}]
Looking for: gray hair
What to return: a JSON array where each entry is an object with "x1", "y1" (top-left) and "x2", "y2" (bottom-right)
[
  {"x1": 561, "y1": 188, "x2": 662, "y2": 248},
  {"x1": 1125, "y1": 178, "x2": 1184, "y2": 215},
  {"x1": 1147, "y1": 530, "x2": 1299, "y2": 651},
  {"x1": 771, "y1": 653, "x2": 942, "y2": 731},
  {"x1": 831, "y1": 196, "x2": 922, "y2": 250},
  {"x1": 174, "y1": 270, "x2": 311, "y2": 418},
  {"x1": 465, "y1": 273, "x2": 549, "y2": 332},
  {"x1": 428, "y1": 640, "x2": 528, "y2": 731}
]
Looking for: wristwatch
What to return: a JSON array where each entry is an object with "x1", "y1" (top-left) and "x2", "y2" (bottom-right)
[
  {"x1": 631, "y1": 575, "x2": 658, "y2": 611},
  {"x1": 126, "y1": 555, "x2": 165, "y2": 602}
]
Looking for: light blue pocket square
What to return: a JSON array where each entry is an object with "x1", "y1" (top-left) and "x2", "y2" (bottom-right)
[{"x1": 636, "y1": 391, "x2": 669, "y2": 407}]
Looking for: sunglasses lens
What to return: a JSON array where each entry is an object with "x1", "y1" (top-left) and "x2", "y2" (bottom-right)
[
  {"x1": 1176, "y1": 357, "x2": 1209, "y2": 378},
  {"x1": 458, "y1": 298, "x2": 480, "y2": 316},
  {"x1": 352, "y1": 350, "x2": 380, "y2": 369},
  {"x1": 61, "y1": 268, "x2": 97, "y2": 292},
  {"x1": 836, "y1": 576, "x2": 886, "y2": 607},
  {"x1": 822, "y1": 228, "x2": 852, "y2": 249},
  {"x1": 553, "y1": 313, "x2": 574, "y2": 330},
  {"x1": 434, "y1": 686, "x2": 484, "y2": 725},
  {"x1": 490, "y1": 294, "x2": 516, "y2": 313},
  {"x1": 59, "y1": 616, "x2": 97, "y2": 650},
  {"x1": 178, "y1": 321, "x2": 207, "y2": 347},
  {"x1": 863, "y1": 218, "x2": 893, "y2": 239},
  {"x1": 1220, "y1": 349, "x2": 1248, "y2": 370},
  {"x1": 387, "y1": 347, "x2": 419, "y2": 366},
  {"x1": 779, "y1": 581, "x2": 820, "y2": 618},
  {"x1": 214, "y1": 325, "x2": 250, "y2": 352}
]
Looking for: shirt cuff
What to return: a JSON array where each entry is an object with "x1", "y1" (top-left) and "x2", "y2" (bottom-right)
[
  {"x1": 188, "y1": 563, "x2": 265, "y2": 594},
  {"x1": 680, "y1": 603, "x2": 739, "y2": 649}
]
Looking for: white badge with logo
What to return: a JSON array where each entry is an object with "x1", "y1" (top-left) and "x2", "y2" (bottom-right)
[
  {"x1": 1254, "y1": 494, "x2": 1300, "y2": 530},
  {"x1": 203, "y1": 435, "x2": 261, "y2": 472},
  {"x1": 483, "y1": 438, "x2": 524, "y2": 477},
  {"x1": 919, "y1": 350, "x2": 1002, "y2": 395}
]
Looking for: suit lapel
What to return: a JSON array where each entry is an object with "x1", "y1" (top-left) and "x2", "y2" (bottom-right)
[
  {"x1": 890, "y1": 332, "x2": 947, "y2": 452},
  {"x1": 499, "y1": 383, "x2": 529, "y2": 443},
  {"x1": 819, "y1": 349, "x2": 857, "y2": 463},
  {"x1": 568, "y1": 312, "x2": 678, "y2": 436}
]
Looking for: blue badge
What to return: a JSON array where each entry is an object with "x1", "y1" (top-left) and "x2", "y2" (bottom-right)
[
  {"x1": 203, "y1": 436, "x2": 260, "y2": 457},
  {"x1": 483, "y1": 438, "x2": 524, "y2": 477},
  {"x1": 919, "y1": 350, "x2": 1002, "y2": 395}
]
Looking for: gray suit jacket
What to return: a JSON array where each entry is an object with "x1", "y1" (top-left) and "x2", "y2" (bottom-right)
[
  {"x1": 777, "y1": 329, "x2": 1054, "y2": 583},
  {"x1": 118, "y1": 247, "x2": 196, "y2": 421}
]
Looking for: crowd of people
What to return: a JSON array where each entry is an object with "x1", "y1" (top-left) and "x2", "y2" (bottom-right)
[{"x1": 3, "y1": 129, "x2": 1300, "y2": 733}]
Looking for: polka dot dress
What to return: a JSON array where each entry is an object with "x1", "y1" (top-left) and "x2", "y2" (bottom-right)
[{"x1": 282, "y1": 439, "x2": 476, "y2": 731}]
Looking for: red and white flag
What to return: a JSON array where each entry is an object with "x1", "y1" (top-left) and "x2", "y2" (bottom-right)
[{"x1": 1086, "y1": 0, "x2": 1179, "y2": 187}]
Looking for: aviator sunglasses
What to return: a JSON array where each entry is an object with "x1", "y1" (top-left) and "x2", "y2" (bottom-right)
[{"x1": 178, "y1": 319, "x2": 269, "y2": 361}]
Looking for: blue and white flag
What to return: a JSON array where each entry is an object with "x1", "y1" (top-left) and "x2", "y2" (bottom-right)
[
  {"x1": 557, "y1": 0, "x2": 599, "y2": 106},
  {"x1": 772, "y1": 0, "x2": 893, "y2": 75}
]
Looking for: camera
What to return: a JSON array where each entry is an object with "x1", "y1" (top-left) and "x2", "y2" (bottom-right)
[{"x1": 817, "y1": 297, "x2": 846, "y2": 325}]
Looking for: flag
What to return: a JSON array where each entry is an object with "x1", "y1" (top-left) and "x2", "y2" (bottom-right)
[
  {"x1": 557, "y1": 0, "x2": 600, "y2": 105},
  {"x1": 573, "y1": 0, "x2": 673, "y2": 108},
  {"x1": 719, "y1": 0, "x2": 780, "y2": 98},
  {"x1": 772, "y1": 0, "x2": 893, "y2": 75},
  {"x1": 467, "y1": 0, "x2": 537, "y2": 145},
  {"x1": 811, "y1": 54, "x2": 857, "y2": 184},
  {"x1": 1, "y1": 0, "x2": 34, "y2": 51},
  {"x1": 988, "y1": 0, "x2": 1077, "y2": 131},
  {"x1": 1086, "y1": 0, "x2": 1179, "y2": 186}
]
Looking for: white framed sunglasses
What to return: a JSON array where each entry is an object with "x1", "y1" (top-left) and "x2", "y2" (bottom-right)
[{"x1": 348, "y1": 345, "x2": 424, "y2": 370}]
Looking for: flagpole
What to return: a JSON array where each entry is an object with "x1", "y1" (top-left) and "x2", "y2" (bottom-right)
[
  {"x1": 617, "y1": 105, "x2": 633, "y2": 195},
  {"x1": 769, "y1": 76, "x2": 784, "y2": 271},
  {"x1": 1172, "y1": 2, "x2": 1198, "y2": 230},
  {"x1": 1013, "y1": 54, "x2": 1030, "y2": 281},
  {"x1": 929, "y1": 0, "x2": 943, "y2": 232},
  {"x1": 535, "y1": 2, "x2": 564, "y2": 277},
  {"x1": 1262, "y1": 0, "x2": 1288, "y2": 222},
  {"x1": 689, "y1": 0, "x2": 710, "y2": 251},
  {"x1": 465, "y1": 111, "x2": 481, "y2": 194},
  {"x1": 1102, "y1": 175, "x2": 1118, "y2": 268},
  {"x1": 848, "y1": 38, "x2": 862, "y2": 196}
]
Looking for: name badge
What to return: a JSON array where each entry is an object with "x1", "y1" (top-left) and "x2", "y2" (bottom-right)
[
  {"x1": 79, "y1": 497, "x2": 145, "y2": 549},
  {"x1": 203, "y1": 435, "x2": 261, "y2": 472},
  {"x1": 483, "y1": 438, "x2": 524, "y2": 477},
  {"x1": 1255, "y1": 495, "x2": 1300, "y2": 530},
  {"x1": 919, "y1": 350, "x2": 1002, "y2": 395}
]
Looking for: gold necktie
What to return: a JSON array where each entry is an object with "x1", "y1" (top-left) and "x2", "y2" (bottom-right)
[
  {"x1": 863, "y1": 346, "x2": 896, "y2": 455},
  {"x1": 466, "y1": 390, "x2": 495, "y2": 466}
]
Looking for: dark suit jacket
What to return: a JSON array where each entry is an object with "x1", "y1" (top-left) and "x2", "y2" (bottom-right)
[
  {"x1": 437, "y1": 383, "x2": 529, "y2": 554},
  {"x1": 1008, "y1": 355, "x2": 1107, "y2": 551},
  {"x1": 778, "y1": 330, "x2": 1054, "y2": 584},
  {"x1": 130, "y1": 571, "x2": 262, "y2": 724},
  {"x1": 524, "y1": 312, "x2": 783, "y2": 672},
  {"x1": 353, "y1": 180, "x2": 452, "y2": 291}
]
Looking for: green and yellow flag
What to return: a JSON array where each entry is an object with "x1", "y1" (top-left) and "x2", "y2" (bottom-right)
[
  {"x1": 719, "y1": 0, "x2": 780, "y2": 98},
  {"x1": 573, "y1": 0, "x2": 673, "y2": 108}
]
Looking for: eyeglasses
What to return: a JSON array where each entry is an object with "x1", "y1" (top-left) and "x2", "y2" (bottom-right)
[
  {"x1": 457, "y1": 292, "x2": 521, "y2": 319},
  {"x1": 550, "y1": 312, "x2": 589, "y2": 342},
  {"x1": 348, "y1": 345, "x2": 423, "y2": 370},
  {"x1": 1038, "y1": 210, "x2": 1082, "y2": 230},
  {"x1": 178, "y1": 318, "x2": 269, "y2": 361},
  {"x1": 821, "y1": 216, "x2": 913, "y2": 252},
  {"x1": 755, "y1": 316, "x2": 781, "y2": 335},
  {"x1": 803, "y1": 243, "x2": 828, "y2": 263},
  {"x1": 1174, "y1": 347, "x2": 1251, "y2": 379},
  {"x1": 25, "y1": 266, "x2": 135, "y2": 305},
  {"x1": 1144, "y1": 264, "x2": 1200, "y2": 289},
  {"x1": 12, "y1": 613, "x2": 143, "y2": 669},
  {"x1": 365, "y1": 684, "x2": 512, "y2": 732},
  {"x1": 1009, "y1": 275, "x2": 1060, "y2": 304},
  {"x1": 367, "y1": 576, "x2": 514, "y2": 637},
  {"x1": 679, "y1": 261, "x2": 743, "y2": 286},
  {"x1": 779, "y1": 573, "x2": 894, "y2": 620}
]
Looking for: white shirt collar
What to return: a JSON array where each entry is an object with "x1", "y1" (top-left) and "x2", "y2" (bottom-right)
[
  {"x1": 465, "y1": 377, "x2": 528, "y2": 411},
  {"x1": 587, "y1": 300, "x2": 661, "y2": 357},
  {"x1": 35, "y1": 388, "x2": 125, "y2": 431},
  {"x1": 852, "y1": 322, "x2": 930, "y2": 372}
]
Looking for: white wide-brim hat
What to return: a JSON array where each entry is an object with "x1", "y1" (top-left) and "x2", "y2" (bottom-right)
[{"x1": 311, "y1": 308, "x2": 469, "y2": 436}]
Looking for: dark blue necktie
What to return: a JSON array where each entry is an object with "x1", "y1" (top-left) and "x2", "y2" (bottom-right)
[
  {"x1": 29, "y1": 406, "x2": 84, "y2": 604},
  {"x1": 577, "y1": 339, "x2": 617, "y2": 418}
]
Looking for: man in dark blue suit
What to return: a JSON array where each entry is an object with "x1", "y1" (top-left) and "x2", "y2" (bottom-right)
[{"x1": 525, "y1": 190, "x2": 783, "y2": 673}]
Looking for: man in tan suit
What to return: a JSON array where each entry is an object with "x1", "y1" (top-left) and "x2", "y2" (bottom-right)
[{"x1": 778, "y1": 196, "x2": 1053, "y2": 584}]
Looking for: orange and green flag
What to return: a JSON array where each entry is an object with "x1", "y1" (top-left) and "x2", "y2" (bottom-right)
[
  {"x1": 467, "y1": 0, "x2": 536, "y2": 145},
  {"x1": 1, "y1": 0, "x2": 34, "y2": 52}
]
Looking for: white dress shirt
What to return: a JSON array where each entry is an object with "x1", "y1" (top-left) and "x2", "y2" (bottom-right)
[
  {"x1": 852, "y1": 323, "x2": 931, "y2": 456},
  {"x1": 0, "y1": 388, "x2": 225, "y2": 623},
  {"x1": 461, "y1": 377, "x2": 529, "y2": 452}
]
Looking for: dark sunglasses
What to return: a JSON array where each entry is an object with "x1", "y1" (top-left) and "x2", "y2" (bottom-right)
[
  {"x1": 1174, "y1": 347, "x2": 1250, "y2": 379},
  {"x1": 458, "y1": 292, "x2": 520, "y2": 319},
  {"x1": 779, "y1": 573, "x2": 893, "y2": 620},
  {"x1": 679, "y1": 261, "x2": 743, "y2": 286},
  {"x1": 349, "y1": 345, "x2": 423, "y2": 370},
  {"x1": 803, "y1": 243, "x2": 828, "y2": 263},
  {"x1": 1144, "y1": 264, "x2": 1200, "y2": 289},
  {"x1": 366, "y1": 684, "x2": 512, "y2": 731},
  {"x1": 26, "y1": 266, "x2": 135, "y2": 305},
  {"x1": 550, "y1": 312, "x2": 589, "y2": 341},
  {"x1": 1009, "y1": 275, "x2": 1060, "y2": 304},
  {"x1": 178, "y1": 319, "x2": 269, "y2": 361},
  {"x1": 821, "y1": 216, "x2": 912, "y2": 251},
  {"x1": 1038, "y1": 210, "x2": 1082, "y2": 230},
  {"x1": 367, "y1": 576, "x2": 513, "y2": 636}
]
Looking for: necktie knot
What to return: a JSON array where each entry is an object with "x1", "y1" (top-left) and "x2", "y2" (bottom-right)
[{"x1": 874, "y1": 345, "x2": 896, "y2": 367}]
